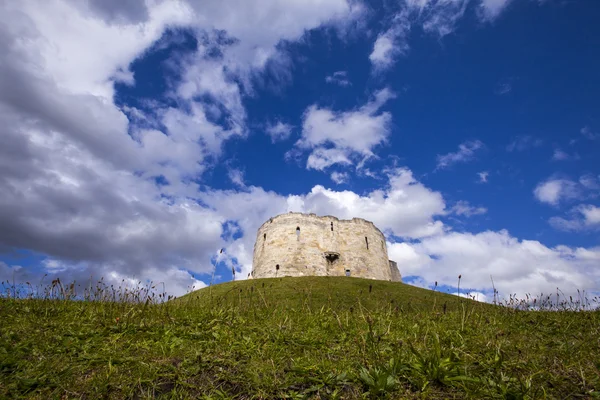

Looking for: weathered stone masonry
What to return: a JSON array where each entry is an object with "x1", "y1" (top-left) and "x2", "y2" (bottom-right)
[{"x1": 251, "y1": 213, "x2": 402, "y2": 281}]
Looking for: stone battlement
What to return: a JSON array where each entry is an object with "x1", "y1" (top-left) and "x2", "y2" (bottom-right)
[
  {"x1": 251, "y1": 213, "x2": 401, "y2": 281},
  {"x1": 257, "y1": 212, "x2": 381, "y2": 232}
]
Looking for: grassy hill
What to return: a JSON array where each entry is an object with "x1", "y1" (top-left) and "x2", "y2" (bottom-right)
[{"x1": 1, "y1": 276, "x2": 599, "y2": 399}]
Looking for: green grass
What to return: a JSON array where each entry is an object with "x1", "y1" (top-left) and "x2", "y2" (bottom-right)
[{"x1": 1, "y1": 276, "x2": 599, "y2": 399}]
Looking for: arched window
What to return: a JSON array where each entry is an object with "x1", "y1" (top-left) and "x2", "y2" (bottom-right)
[
  {"x1": 263, "y1": 233, "x2": 266, "y2": 240},
  {"x1": 296, "y1": 226, "x2": 300, "y2": 240}
]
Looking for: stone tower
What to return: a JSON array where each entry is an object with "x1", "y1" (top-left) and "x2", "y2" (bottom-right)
[{"x1": 251, "y1": 212, "x2": 402, "y2": 281}]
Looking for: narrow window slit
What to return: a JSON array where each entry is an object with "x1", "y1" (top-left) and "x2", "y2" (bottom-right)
[
  {"x1": 365, "y1": 236, "x2": 369, "y2": 249},
  {"x1": 296, "y1": 226, "x2": 300, "y2": 240},
  {"x1": 263, "y1": 233, "x2": 266, "y2": 240},
  {"x1": 331, "y1": 222, "x2": 334, "y2": 232}
]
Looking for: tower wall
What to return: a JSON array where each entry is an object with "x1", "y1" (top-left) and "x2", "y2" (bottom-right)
[
  {"x1": 389, "y1": 260, "x2": 402, "y2": 282},
  {"x1": 251, "y1": 213, "x2": 400, "y2": 281}
]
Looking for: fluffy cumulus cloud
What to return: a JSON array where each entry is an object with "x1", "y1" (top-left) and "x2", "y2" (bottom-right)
[
  {"x1": 549, "y1": 205, "x2": 600, "y2": 232},
  {"x1": 533, "y1": 175, "x2": 600, "y2": 206},
  {"x1": 389, "y1": 230, "x2": 600, "y2": 301},
  {"x1": 436, "y1": 140, "x2": 485, "y2": 170},
  {"x1": 1, "y1": 0, "x2": 193, "y2": 99},
  {"x1": 172, "y1": 0, "x2": 364, "y2": 120},
  {"x1": 299, "y1": 168, "x2": 447, "y2": 238},
  {"x1": 330, "y1": 171, "x2": 350, "y2": 184},
  {"x1": 265, "y1": 121, "x2": 294, "y2": 142},
  {"x1": 580, "y1": 174, "x2": 600, "y2": 191},
  {"x1": 536, "y1": 175, "x2": 600, "y2": 231},
  {"x1": 533, "y1": 179, "x2": 579, "y2": 206},
  {"x1": 296, "y1": 88, "x2": 396, "y2": 170},
  {"x1": 0, "y1": 0, "x2": 365, "y2": 296},
  {"x1": 576, "y1": 205, "x2": 600, "y2": 226},
  {"x1": 307, "y1": 148, "x2": 353, "y2": 170}
]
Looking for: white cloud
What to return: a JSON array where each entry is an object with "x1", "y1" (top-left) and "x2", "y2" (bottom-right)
[
  {"x1": 458, "y1": 291, "x2": 489, "y2": 303},
  {"x1": 533, "y1": 177, "x2": 593, "y2": 206},
  {"x1": 265, "y1": 121, "x2": 293, "y2": 142},
  {"x1": 436, "y1": 140, "x2": 484, "y2": 169},
  {"x1": 152, "y1": 103, "x2": 244, "y2": 178},
  {"x1": 306, "y1": 147, "x2": 353, "y2": 170},
  {"x1": 494, "y1": 82, "x2": 512, "y2": 95},
  {"x1": 548, "y1": 217, "x2": 581, "y2": 232},
  {"x1": 300, "y1": 169, "x2": 447, "y2": 239},
  {"x1": 359, "y1": 168, "x2": 382, "y2": 180},
  {"x1": 580, "y1": 174, "x2": 600, "y2": 191},
  {"x1": 581, "y1": 126, "x2": 599, "y2": 140},
  {"x1": 228, "y1": 168, "x2": 246, "y2": 188},
  {"x1": 370, "y1": 33, "x2": 402, "y2": 70},
  {"x1": 506, "y1": 135, "x2": 543, "y2": 152},
  {"x1": 536, "y1": 176, "x2": 600, "y2": 234},
  {"x1": 369, "y1": 0, "x2": 526, "y2": 71},
  {"x1": 478, "y1": 0, "x2": 513, "y2": 20},
  {"x1": 549, "y1": 204, "x2": 600, "y2": 232},
  {"x1": 477, "y1": 171, "x2": 489, "y2": 183},
  {"x1": 176, "y1": 58, "x2": 247, "y2": 127},
  {"x1": 325, "y1": 71, "x2": 351, "y2": 86},
  {"x1": 389, "y1": 230, "x2": 600, "y2": 302},
  {"x1": 418, "y1": 0, "x2": 470, "y2": 37},
  {"x1": 186, "y1": 0, "x2": 362, "y2": 67},
  {"x1": 533, "y1": 178, "x2": 579, "y2": 206},
  {"x1": 5, "y1": 0, "x2": 194, "y2": 99},
  {"x1": 174, "y1": 0, "x2": 365, "y2": 116},
  {"x1": 297, "y1": 88, "x2": 395, "y2": 170},
  {"x1": 551, "y1": 148, "x2": 578, "y2": 161},
  {"x1": 330, "y1": 171, "x2": 350, "y2": 184},
  {"x1": 369, "y1": 11, "x2": 410, "y2": 70},
  {"x1": 579, "y1": 205, "x2": 600, "y2": 225},
  {"x1": 450, "y1": 201, "x2": 487, "y2": 217},
  {"x1": 552, "y1": 148, "x2": 569, "y2": 161}
]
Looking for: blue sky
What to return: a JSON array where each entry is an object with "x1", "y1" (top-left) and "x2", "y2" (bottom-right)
[{"x1": 0, "y1": 0, "x2": 599, "y2": 300}]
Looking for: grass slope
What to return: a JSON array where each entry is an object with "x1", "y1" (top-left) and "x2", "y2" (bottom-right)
[{"x1": 1, "y1": 276, "x2": 599, "y2": 399}]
